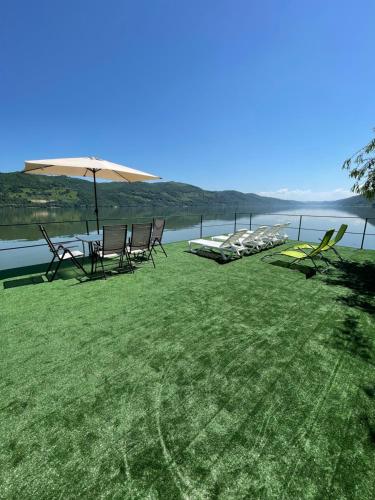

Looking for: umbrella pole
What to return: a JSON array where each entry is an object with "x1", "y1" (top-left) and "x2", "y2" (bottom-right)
[{"x1": 92, "y1": 169, "x2": 100, "y2": 234}]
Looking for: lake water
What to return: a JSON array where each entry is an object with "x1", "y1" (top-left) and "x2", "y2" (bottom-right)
[{"x1": 0, "y1": 206, "x2": 374, "y2": 270}]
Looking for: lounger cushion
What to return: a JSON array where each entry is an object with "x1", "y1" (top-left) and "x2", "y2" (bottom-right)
[
  {"x1": 189, "y1": 239, "x2": 226, "y2": 249},
  {"x1": 294, "y1": 242, "x2": 333, "y2": 251},
  {"x1": 97, "y1": 251, "x2": 121, "y2": 258},
  {"x1": 127, "y1": 248, "x2": 146, "y2": 255},
  {"x1": 280, "y1": 250, "x2": 309, "y2": 259}
]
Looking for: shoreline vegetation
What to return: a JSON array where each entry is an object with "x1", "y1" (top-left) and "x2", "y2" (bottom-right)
[{"x1": 0, "y1": 172, "x2": 373, "y2": 210}]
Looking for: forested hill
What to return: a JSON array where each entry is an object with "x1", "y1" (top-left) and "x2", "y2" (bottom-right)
[
  {"x1": 0, "y1": 172, "x2": 299, "y2": 209},
  {"x1": 0, "y1": 172, "x2": 373, "y2": 209},
  {"x1": 323, "y1": 194, "x2": 375, "y2": 208}
]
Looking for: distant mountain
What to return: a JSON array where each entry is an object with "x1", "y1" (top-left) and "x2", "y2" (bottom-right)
[
  {"x1": 0, "y1": 172, "x2": 301, "y2": 209},
  {"x1": 324, "y1": 195, "x2": 374, "y2": 208},
  {"x1": 0, "y1": 171, "x2": 373, "y2": 209}
]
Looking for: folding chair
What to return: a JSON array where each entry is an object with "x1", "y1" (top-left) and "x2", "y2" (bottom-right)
[
  {"x1": 151, "y1": 218, "x2": 167, "y2": 257},
  {"x1": 39, "y1": 224, "x2": 87, "y2": 282}
]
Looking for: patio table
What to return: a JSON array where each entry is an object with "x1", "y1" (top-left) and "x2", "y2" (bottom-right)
[{"x1": 75, "y1": 232, "x2": 103, "y2": 275}]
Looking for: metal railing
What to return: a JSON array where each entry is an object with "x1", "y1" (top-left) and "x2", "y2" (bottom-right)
[{"x1": 0, "y1": 211, "x2": 374, "y2": 267}]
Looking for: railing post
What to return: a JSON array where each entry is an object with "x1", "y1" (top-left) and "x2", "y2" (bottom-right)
[
  {"x1": 200, "y1": 215, "x2": 203, "y2": 238},
  {"x1": 85, "y1": 220, "x2": 89, "y2": 235},
  {"x1": 249, "y1": 213, "x2": 252, "y2": 231},
  {"x1": 234, "y1": 211, "x2": 237, "y2": 232},
  {"x1": 297, "y1": 215, "x2": 302, "y2": 241},
  {"x1": 360, "y1": 217, "x2": 368, "y2": 249}
]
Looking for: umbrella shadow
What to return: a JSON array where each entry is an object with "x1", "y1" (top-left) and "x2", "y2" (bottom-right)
[{"x1": 72, "y1": 259, "x2": 141, "y2": 284}]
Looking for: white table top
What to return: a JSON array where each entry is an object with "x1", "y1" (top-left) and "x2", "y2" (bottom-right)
[{"x1": 75, "y1": 232, "x2": 103, "y2": 243}]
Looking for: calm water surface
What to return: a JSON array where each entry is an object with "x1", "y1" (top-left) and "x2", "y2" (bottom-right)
[{"x1": 0, "y1": 206, "x2": 374, "y2": 270}]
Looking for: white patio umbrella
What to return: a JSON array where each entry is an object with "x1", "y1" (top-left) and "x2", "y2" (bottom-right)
[{"x1": 24, "y1": 157, "x2": 160, "y2": 232}]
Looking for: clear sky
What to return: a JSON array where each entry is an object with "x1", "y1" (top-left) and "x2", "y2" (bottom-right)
[{"x1": 0, "y1": 0, "x2": 374, "y2": 201}]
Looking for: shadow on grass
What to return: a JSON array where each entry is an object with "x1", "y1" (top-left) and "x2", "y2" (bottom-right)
[
  {"x1": 3, "y1": 275, "x2": 46, "y2": 289},
  {"x1": 322, "y1": 260, "x2": 375, "y2": 314},
  {"x1": 267, "y1": 259, "x2": 319, "y2": 279},
  {"x1": 1, "y1": 256, "x2": 139, "y2": 289},
  {"x1": 1, "y1": 258, "x2": 92, "y2": 289},
  {"x1": 332, "y1": 314, "x2": 374, "y2": 367},
  {"x1": 72, "y1": 264, "x2": 136, "y2": 284},
  {"x1": 362, "y1": 385, "x2": 375, "y2": 447},
  {"x1": 184, "y1": 249, "x2": 239, "y2": 265},
  {"x1": 324, "y1": 259, "x2": 375, "y2": 448},
  {"x1": 0, "y1": 263, "x2": 47, "y2": 281},
  {"x1": 361, "y1": 414, "x2": 375, "y2": 447},
  {"x1": 329, "y1": 313, "x2": 375, "y2": 447}
]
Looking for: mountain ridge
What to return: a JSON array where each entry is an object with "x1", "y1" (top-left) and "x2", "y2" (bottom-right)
[{"x1": 0, "y1": 172, "x2": 373, "y2": 209}]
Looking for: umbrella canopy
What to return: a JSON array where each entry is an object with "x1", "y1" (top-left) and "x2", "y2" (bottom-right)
[
  {"x1": 24, "y1": 157, "x2": 160, "y2": 232},
  {"x1": 24, "y1": 156, "x2": 160, "y2": 182}
]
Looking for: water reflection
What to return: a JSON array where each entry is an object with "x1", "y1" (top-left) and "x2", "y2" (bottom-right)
[{"x1": 0, "y1": 206, "x2": 374, "y2": 270}]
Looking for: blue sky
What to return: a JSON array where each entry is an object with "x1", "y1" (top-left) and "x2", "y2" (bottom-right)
[{"x1": 0, "y1": 0, "x2": 374, "y2": 201}]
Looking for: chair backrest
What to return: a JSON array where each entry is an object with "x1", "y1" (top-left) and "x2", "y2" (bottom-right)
[
  {"x1": 130, "y1": 223, "x2": 152, "y2": 251},
  {"x1": 252, "y1": 225, "x2": 271, "y2": 239},
  {"x1": 221, "y1": 229, "x2": 248, "y2": 247},
  {"x1": 276, "y1": 222, "x2": 290, "y2": 233},
  {"x1": 310, "y1": 229, "x2": 335, "y2": 257},
  {"x1": 102, "y1": 225, "x2": 127, "y2": 256},
  {"x1": 252, "y1": 226, "x2": 269, "y2": 237},
  {"x1": 39, "y1": 224, "x2": 58, "y2": 255},
  {"x1": 264, "y1": 225, "x2": 280, "y2": 238},
  {"x1": 242, "y1": 228, "x2": 267, "y2": 244},
  {"x1": 332, "y1": 224, "x2": 348, "y2": 245},
  {"x1": 152, "y1": 218, "x2": 165, "y2": 243}
]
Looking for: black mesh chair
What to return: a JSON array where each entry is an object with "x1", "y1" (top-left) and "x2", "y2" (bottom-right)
[
  {"x1": 94, "y1": 225, "x2": 130, "y2": 279},
  {"x1": 151, "y1": 218, "x2": 167, "y2": 257},
  {"x1": 127, "y1": 223, "x2": 155, "y2": 269},
  {"x1": 39, "y1": 224, "x2": 88, "y2": 282}
]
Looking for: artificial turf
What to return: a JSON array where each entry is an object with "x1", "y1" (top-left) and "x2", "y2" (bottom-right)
[{"x1": 0, "y1": 241, "x2": 374, "y2": 499}]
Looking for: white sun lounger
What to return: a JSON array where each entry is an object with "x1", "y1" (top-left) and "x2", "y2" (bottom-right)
[
  {"x1": 212, "y1": 226, "x2": 270, "y2": 252},
  {"x1": 211, "y1": 224, "x2": 290, "y2": 252},
  {"x1": 211, "y1": 226, "x2": 268, "y2": 242},
  {"x1": 259, "y1": 223, "x2": 290, "y2": 247},
  {"x1": 188, "y1": 229, "x2": 248, "y2": 260},
  {"x1": 241, "y1": 227, "x2": 270, "y2": 253}
]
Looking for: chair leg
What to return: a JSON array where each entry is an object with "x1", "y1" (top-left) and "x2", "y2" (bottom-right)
[
  {"x1": 45, "y1": 255, "x2": 56, "y2": 276},
  {"x1": 332, "y1": 247, "x2": 343, "y2": 261},
  {"x1": 289, "y1": 258, "x2": 302, "y2": 269},
  {"x1": 159, "y1": 241, "x2": 168, "y2": 257},
  {"x1": 70, "y1": 254, "x2": 88, "y2": 277},
  {"x1": 125, "y1": 251, "x2": 134, "y2": 273},
  {"x1": 99, "y1": 256, "x2": 106, "y2": 279},
  {"x1": 49, "y1": 257, "x2": 63, "y2": 282},
  {"x1": 310, "y1": 257, "x2": 324, "y2": 273},
  {"x1": 148, "y1": 249, "x2": 156, "y2": 268}
]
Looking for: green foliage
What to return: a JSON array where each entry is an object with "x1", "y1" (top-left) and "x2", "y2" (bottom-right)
[
  {"x1": 343, "y1": 132, "x2": 375, "y2": 200},
  {"x1": 0, "y1": 172, "x2": 299, "y2": 209},
  {"x1": 0, "y1": 172, "x2": 372, "y2": 208}
]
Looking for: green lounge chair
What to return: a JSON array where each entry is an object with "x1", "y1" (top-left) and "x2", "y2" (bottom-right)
[
  {"x1": 293, "y1": 224, "x2": 348, "y2": 261},
  {"x1": 262, "y1": 229, "x2": 335, "y2": 272}
]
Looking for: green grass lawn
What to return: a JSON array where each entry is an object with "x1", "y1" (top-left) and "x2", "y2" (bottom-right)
[{"x1": 0, "y1": 241, "x2": 374, "y2": 499}]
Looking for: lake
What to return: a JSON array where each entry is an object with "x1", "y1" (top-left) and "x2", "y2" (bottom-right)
[{"x1": 0, "y1": 205, "x2": 374, "y2": 270}]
